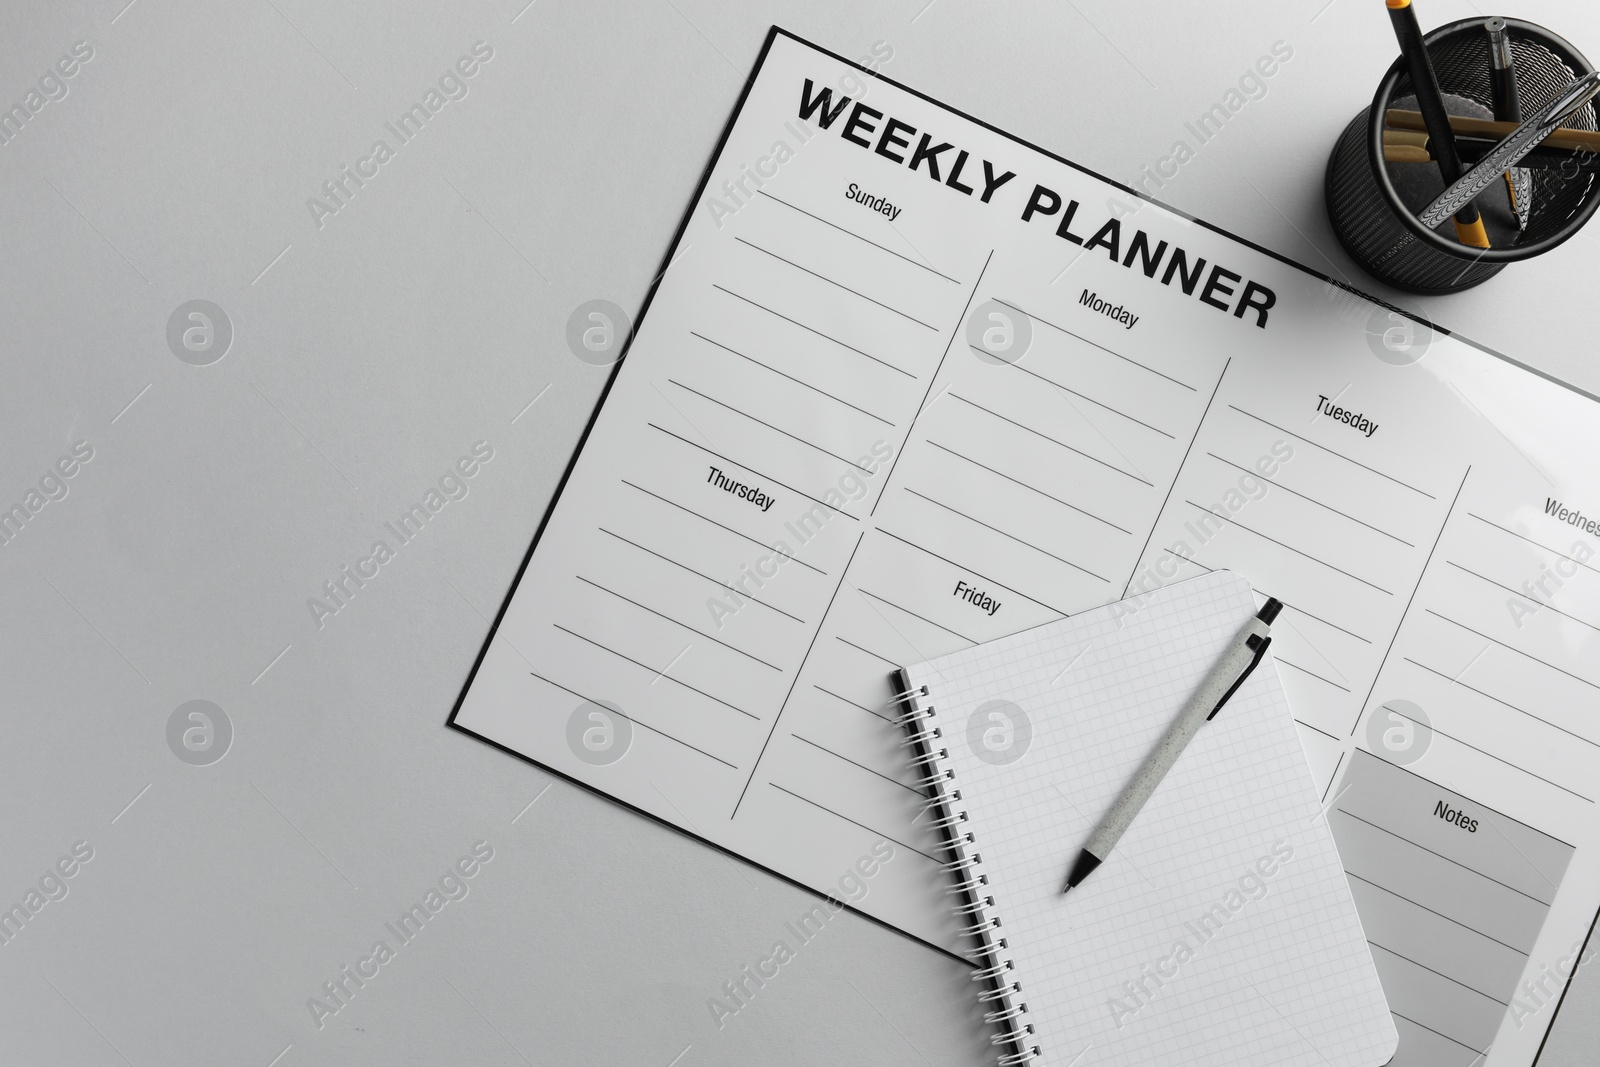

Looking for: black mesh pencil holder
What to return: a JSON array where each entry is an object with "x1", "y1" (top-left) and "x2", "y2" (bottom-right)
[{"x1": 1326, "y1": 17, "x2": 1598, "y2": 294}]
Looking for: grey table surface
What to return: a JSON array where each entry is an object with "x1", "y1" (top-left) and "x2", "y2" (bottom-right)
[{"x1": 4, "y1": 1, "x2": 1598, "y2": 1064}]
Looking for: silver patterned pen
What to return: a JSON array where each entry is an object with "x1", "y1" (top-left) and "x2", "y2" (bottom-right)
[{"x1": 1418, "y1": 70, "x2": 1600, "y2": 230}]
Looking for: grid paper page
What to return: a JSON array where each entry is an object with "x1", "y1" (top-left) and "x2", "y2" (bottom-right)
[{"x1": 906, "y1": 570, "x2": 1396, "y2": 1067}]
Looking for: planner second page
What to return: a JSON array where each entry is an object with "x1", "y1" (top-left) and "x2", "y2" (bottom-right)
[{"x1": 454, "y1": 30, "x2": 1600, "y2": 1064}]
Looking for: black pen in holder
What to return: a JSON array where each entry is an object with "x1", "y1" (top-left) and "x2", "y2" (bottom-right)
[{"x1": 1326, "y1": 17, "x2": 1599, "y2": 294}]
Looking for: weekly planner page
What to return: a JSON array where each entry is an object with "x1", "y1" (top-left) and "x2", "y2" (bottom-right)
[{"x1": 453, "y1": 28, "x2": 1600, "y2": 1065}]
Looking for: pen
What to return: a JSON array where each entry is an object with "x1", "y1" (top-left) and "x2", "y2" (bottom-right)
[
  {"x1": 1385, "y1": 0, "x2": 1491, "y2": 248},
  {"x1": 1486, "y1": 17, "x2": 1531, "y2": 228},
  {"x1": 1418, "y1": 70, "x2": 1600, "y2": 229},
  {"x1": 1063, "y1": 597, "x2": 1282, "y2": 893}
]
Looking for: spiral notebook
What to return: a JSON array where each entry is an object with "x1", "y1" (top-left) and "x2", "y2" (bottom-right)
[{"x1": 894, "y1": 570, "x2": 1396, "y2": 1066}]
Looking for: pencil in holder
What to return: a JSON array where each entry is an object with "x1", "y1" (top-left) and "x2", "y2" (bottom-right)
[{"x1": 1326, "y1": 17, "x2": 1599, "y2": 294}]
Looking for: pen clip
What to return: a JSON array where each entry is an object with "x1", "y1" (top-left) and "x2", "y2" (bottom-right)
[{"x1": 1207, "y1": 634, "x2": 1271, "y2": 720}]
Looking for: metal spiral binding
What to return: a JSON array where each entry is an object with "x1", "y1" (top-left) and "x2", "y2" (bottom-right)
[{"x1": 891, "y1": 678, "x2": 1040, "y2": 1066}]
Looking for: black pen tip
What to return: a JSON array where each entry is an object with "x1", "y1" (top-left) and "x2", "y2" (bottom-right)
[
  {"x1": 1257, "y1": 598, "x2": 1283, "y2": 625},
  {"x1": 1064, "y1": 850, "x2": 1101, "y2": 893}
]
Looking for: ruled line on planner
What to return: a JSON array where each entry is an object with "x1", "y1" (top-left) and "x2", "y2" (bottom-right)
[
  {"x1": 712, "y1": 284, "x2": 917, "y2": 379},
  {"x1": 790, "y1": 734, "x2": 925, "y2": 796},
  {"x1": 1205, "y1": 452, "x2": 1415, "y2": 546},
  {"x1": 1379, "y1": 702, "x2": 1593, "y2": 803},
  {"x1": 1424, "y1": 610, "x2": 1600, "y2": 693},
  {"x1": 1388, "y1": 1012, "x2": 1490, "y2": 1057},
  {"x1": 980, "y1": 349, "x2": 1175, "y2": 438},
  {"x1": 1276, "y1": 658, "x2": 1352, "y2": 692},
  {"x1": 768, "y1": 783, "x2": 939, "y2": 862},
  {"x1": 1295, "y1": 718, "x2": 1339, "y2": 742},
  {"x1": 1047, "y1": 381, "x2": 1155, "y2": 486},
  {"x1": 552, "y1": 624, "x2": 759, "y2": 721},
  {"x1": 1320, "y1": 776, "x2": 1363, "y2": 835},
  {"x1": 1228, "y1": 405, "x2": 1436, "y2": 499},
  {"x1": 884, "y1": 218, "x2": 944, "y2": 283},
  {"x1": 1121, "y1": 359, "x2": 1232, "y2": 597},
  {"x1": 907, "y1": 488, "x2": 1111, "y2": 583},
  {"x1": 599, "y1": 527, "x2": 807, "y2": 625},
  {"x1": 1150, "y1": 553, "x2": 1369, "y2": 643},
  {"x1": 1174, "y1": 554, "x2": 1372, "y2": 648},
  {"x1": 868, "y1": 250, "x2": 995, "y2": 517},
  {"x1": 1366, "y1": 942, "x2": 1509, "y2": 1006},
  {"x1": 948, "y1": 393, "x2": 1153, "y2": 486},
  {"x1": 1401, "y1": 657, "x2": 1600, "y2": 749},
  {"x1": 1276, "y1": 615, "x2": 1354, "y2": 687},
  {"x1": 1468, "y1": 512, "x2": 1600, "y2": 577},
  {"x1": 731, "y1": 532, "x2": 866, "y2": 819},
  {"x1": 734, "y1": 236, "x2": 939, "y2": 330},
  {"x1": 850, "y1": 586, "x2": 948, "y2": 668},
  {"x1": 526, "y1": 670, "x2": 738, "y2": 769},
  {"x1": 648, "y1": 647, "x2": 688, "y2": 686},
  {"x1": 1169, "y1": 548, "x2": 1214, "y2": 572},
  {"x1": 668, "y1": 378, "x2": 871, "y2": 473},
  {"x1": 755, "y1": 189, "x2": 961, "y2": 283},
  {"x1": 1353, "y1": 467, "x2": 1472, "y2": 736},
  {"x1": 855, "y1": 588, "x2": 977, "y2": 645},
  {"x1": 814, "y1": 684, "x2": 895, "y2": 724},
  {"x1": 1180, "y1": 501, "x2": 1394, "y2": 595},
  {"x1": 835, "y1": 636, "x2": 900, "y2": 668},
  {"x1": 990, "y1": 297, "x2": 1197, "y2": 391},
  {"x1": 575, "y1": 575, "x2": 784, "y2": 671},
  {"x1": 648, "y1": 422, "x2": 858, "y2": 521},
  {"x1": 926, "y1": 440, "x2": 1133, "y2": 535},
  {"x1": 650, "y1": 379, "x2": 720, "y2": 452},
  {"x1": 690, "y1": 332, "x2": 895, "y2": 427},
  {"x1": 875, "y1": 527, "x2": 1072, "y2": 616},
  {"x1": 620, "y1": 478, "x2": 828, "y2": 577},
  {"x1": 1345, "y1": 871, "x2": 1531, "y2": 956},
  {"x1": 1447, "y1": 561, "x2": 1600, "y2": 636},
  {"x1": 1276, "y1": 599, "x2": 1372, "y2": 644}
]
